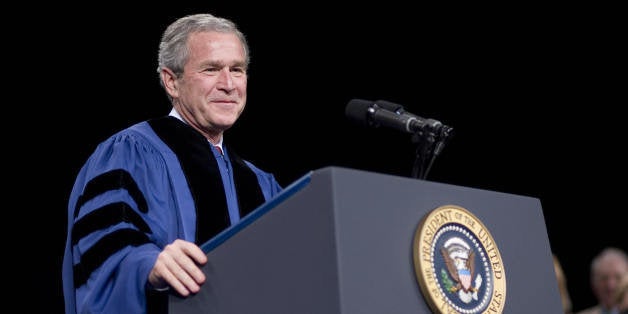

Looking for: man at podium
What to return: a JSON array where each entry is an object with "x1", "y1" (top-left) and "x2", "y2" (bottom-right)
[{"x1": 62, "y1": 13, "x2": 282, "y2": 313}]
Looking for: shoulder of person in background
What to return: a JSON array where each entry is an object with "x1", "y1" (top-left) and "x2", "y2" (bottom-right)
[{"x1": 574, "y1": 306, "x2": 601, "y2": 314}]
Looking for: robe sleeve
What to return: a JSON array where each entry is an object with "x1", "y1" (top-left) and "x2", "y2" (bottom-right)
[
  {"x1": 245, "y1": 160, "x2": 283, "y2": 200},
  {"x1": 63, "y1": 126, "x2": 182, "y2": 314}
]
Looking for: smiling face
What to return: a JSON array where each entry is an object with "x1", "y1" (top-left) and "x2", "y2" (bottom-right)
[{"x1": 162, "y1": 31, "x2": 248, "y2": 143}]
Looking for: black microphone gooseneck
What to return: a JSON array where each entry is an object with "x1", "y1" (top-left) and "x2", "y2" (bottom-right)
[
  {"x1": 345, "y1": 99, "x2": 454, "y2": 180},
  {"x1": 410, "y1": 122, "x2": 454, "y2": 180}
]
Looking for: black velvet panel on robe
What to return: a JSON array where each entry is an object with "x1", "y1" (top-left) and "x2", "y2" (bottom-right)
[{"x1": 149, "y1": 116, "x2": 266, "y2": 245}]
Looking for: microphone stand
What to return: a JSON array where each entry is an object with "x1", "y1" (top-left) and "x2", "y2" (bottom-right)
[{"x1": 410, "y1": 125, "x2": 453, "y2": 180}]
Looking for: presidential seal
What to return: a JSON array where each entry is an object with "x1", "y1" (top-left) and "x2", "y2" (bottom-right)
[{"x1": 413, "y1": 205, "x2": 506, "y2": 314}]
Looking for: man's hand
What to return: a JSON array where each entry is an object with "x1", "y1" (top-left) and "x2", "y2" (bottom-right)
[{"x1": 148, "y1": 239, "x2": 208, "y2": 296}]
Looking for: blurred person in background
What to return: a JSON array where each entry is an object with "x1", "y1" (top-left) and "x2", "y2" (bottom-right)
[
  {"x1": 555, "y1": 254, "x2": 573, "y2": 313},
  {"x1": 576, "y1": 247, "x2": 628, "y2": 314}
]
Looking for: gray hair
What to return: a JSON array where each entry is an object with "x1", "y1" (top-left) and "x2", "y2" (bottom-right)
[
  {"x1": 157, "y1": 13, "x2": 250, "y2": 79},
  {"x1": 591, "y1": 247, "x2": 628, "y2": 275}
]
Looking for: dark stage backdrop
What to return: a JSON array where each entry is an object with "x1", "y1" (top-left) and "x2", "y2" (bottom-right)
[{"x1": 21, "y1": 4, "x2": 625, "y2": 313}]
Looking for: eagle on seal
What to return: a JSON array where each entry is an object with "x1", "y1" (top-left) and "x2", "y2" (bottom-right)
[{"x1": 441, "y1": 245, "x2": 476, "y2": 293}]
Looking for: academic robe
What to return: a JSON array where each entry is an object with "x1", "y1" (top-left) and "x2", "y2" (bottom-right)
[{"x1": 62, "y1": 116, "x2": 282, "y2": 313}]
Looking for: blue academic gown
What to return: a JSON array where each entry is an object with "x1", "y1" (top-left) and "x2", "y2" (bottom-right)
[{"x1": 63, "y1": 116, "x2": 282, "y2": 313}]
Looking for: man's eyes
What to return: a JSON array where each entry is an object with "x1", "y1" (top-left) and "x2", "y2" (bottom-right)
[{"x1": 204, "y1": 67, "x2": 246, "y2": 74}]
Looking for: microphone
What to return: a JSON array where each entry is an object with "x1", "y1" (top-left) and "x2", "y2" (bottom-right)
[
  {"x1": 345, "y1": 99, "x2": 446, "y2": 134},
  {"x1": 374, "y1": 100, "x2": 445, "y2": 131}
]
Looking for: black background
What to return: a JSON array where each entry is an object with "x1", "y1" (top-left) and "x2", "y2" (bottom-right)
[{"x1": 17, "y1": 3, "x2": 625, "y2": 313}]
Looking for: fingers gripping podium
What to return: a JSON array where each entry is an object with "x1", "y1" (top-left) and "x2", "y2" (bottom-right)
[{"x1": 169, "y1": 166, "x2": 563, "y2": 314}]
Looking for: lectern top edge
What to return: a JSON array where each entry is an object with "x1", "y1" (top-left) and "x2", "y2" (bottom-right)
[{"x1": 200, "y1": 170, "x2": 313, "y2": 253}]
